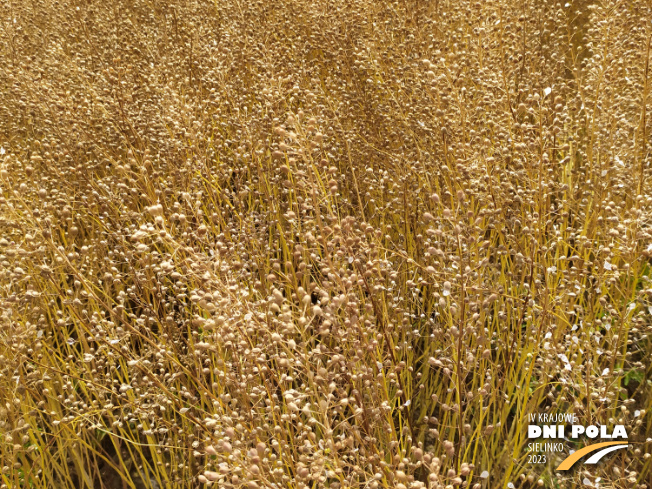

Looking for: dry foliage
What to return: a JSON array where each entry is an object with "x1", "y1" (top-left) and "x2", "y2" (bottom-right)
[{"x1": 0, "y1": 0, "x2": 651, "y2": 488}]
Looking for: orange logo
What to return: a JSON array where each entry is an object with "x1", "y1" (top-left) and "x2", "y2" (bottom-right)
[{"x1": 556, "y1": 442, "x2": 629, "y2": 471}]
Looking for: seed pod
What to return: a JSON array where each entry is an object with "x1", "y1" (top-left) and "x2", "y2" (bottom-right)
[
  {"x1": 442, "y1": 281, "x2": 452, "y2": 297},
  {"x1": 204, "y1": 471, "x2": 220, "y2": 481}
]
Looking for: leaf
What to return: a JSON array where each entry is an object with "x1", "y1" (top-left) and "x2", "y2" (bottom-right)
[{"x1": 623, "y1": 369, "x2": 643, "y2": 386}]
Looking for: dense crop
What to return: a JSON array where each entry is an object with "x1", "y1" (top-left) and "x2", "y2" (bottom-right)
[{"x1": 0, "y1": 0, "x2": 651, "y2": 488}]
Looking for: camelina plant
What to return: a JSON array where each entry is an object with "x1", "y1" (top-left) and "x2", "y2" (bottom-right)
[{"x1": 0, "y1": 0, "x2": 651, "y2": 488}]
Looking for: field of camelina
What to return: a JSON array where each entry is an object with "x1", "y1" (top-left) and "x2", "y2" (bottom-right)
[{"x1": 0, "y1": 0, "x2": 651, "y2": 488}]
